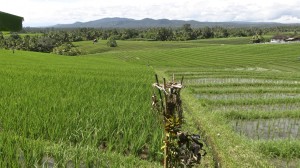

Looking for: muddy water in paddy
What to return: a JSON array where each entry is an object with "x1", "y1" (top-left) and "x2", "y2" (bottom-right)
[
  {"x1": 186, "y1": 78, "x2": 300, "y2": 85},
  {"x1": 211, "y1": 103, "x2": 300, "y2": 112},
  {"x1": 232, "y1": 118, "x2": 300, "y2": 140},
  {"x1": 196, "y1": 93, "x2": 300, "y2": 100}
]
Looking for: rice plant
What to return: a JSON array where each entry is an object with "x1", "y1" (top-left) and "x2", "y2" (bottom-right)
[{"x1": 0, "y1": 49, "x2": 163, "y2": 166}]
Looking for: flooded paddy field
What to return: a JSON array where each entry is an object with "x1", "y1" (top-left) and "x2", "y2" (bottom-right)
[
  {"x1": 231, "y1": 118, "x2": 300, "y2": 140},
  {"x1": 181, "y1": 68, "x2": 300, "y2": 166}
]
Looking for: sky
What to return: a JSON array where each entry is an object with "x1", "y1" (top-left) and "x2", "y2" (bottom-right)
[{"x1": 1, "y1": 0, "x2": 300, "y2": 27}]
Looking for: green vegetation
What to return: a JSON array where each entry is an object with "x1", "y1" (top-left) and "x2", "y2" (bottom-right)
[
  {"x1": 52, "y1": 42, "x2": 82, "y2": 56},
  {"x1": 0, "y1": 49, "x2": 163, "y2": 166},
  {"x1": 100, "y1": 43, "x2": 300, "y2": 69},
  {"x1": 0, "y1": 132, "x2": 160, "y2": 167},
  {"x1": 106, "y1": 36, "x2": 118, "y2": 47},
  {"x1": 1, "y1": 34, "x2": 300, "y2": 167},
  {"x1": 91, "y1": 38, "x2": 299, "y2": 167},
  {"x1": 0, "y1": 24, "x2": 298, "y2": 54}
]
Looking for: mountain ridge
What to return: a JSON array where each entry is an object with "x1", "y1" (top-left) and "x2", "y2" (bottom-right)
[{"x1": 53, "y1": 17, "x2": 290, "y2": 28}]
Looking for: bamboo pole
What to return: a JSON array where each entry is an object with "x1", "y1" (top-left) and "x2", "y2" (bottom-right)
[
  {"x1": 172, "y1": 74, "x2": 175, "y2": 83},
  {"x1": 155, "y1": 74, "x2": 164, "y2": 113},
  {"x1": 181, "y1": 76, "x2": 184, "y2": 85},
  {"x1": 153, "y1": 75, "x2": 190, "y2": 167},
  {"x1": 163, "y1": 77, "x2": 168, "y2": 168}
]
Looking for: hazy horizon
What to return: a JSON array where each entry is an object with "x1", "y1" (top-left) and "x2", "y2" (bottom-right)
[{"x1": 1, "y1": 0, "x2": 300, "y2": 27}]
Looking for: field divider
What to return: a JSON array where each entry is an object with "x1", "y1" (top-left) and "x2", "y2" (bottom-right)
[{"x1": 181, "y1": 88, "x2": 273, "y2": 167}]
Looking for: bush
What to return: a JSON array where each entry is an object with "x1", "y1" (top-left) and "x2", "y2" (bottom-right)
[
  {"x1": 106, "y1": 36, "x2": 117, "y2": 47},
  {"x1": 52, "y1": 43, "x2": 81, "y2": 56},
  {"x1": 251, "y1": 35, "x2": 265, "y2": 43}
]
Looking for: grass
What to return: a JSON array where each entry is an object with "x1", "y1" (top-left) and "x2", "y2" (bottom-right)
[
  {"x1": 95, "y1": 38, "x2": 300, "y2": 167},
  {"x1": 0, "y1": 132, "x2": 160, "y2": 167},
  {"x1": 96, "y1": 43, "x2": 300, "y2": 70},
  {"x1": 223, "y1": 110, "x2": 300, "y2": 120},
  {"x1": 1, "y1": 31, "x2": 10, "y2": 37},
  {"x1": 188, "y1": 37, "x2": 252, "y2": 45},
  {"x1": 1, "y1": 31, "x2": 43, "y2": 37},
  {"x1": 1, "y1": 36, "x2": 300, "y2": 167},
  {"x1": 73, "y1": 37, "x2": 256, "y2": 55},
  {"x1": 257, "y1": 140, "x2": 300, "y2": 158},
  {"x1": 74, "y1": 40, "x2": 209, "y2": 55},
  {"x1": 181, "y1": 89, "x2": 271, "y2": 167},
  {"x1": 150, "y1": 44, "x2": 299, "y2": 167},
  {"x1": 0, "y1": 49, "x2": 163, "y2": 166}
]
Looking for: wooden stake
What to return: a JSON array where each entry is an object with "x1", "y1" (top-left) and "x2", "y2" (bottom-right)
[
  {"x1": 180, "y1": 76, "x2": 184, "y2": 85},
  {"x1": 163, "y1": 78, "x2": 168, "y2": 114},
  {"x1": 153, "y1": 75, "x2": 186, "y2": 168},
  {"x1": 155, "y1": 74, "x2": 164, "y2": 113},
  {"x1": 163, "y1": 77, "x2": 168, "y2": 168},
  {"x1": 172, "y1": 74, "x2": 175, "y2": 83}
]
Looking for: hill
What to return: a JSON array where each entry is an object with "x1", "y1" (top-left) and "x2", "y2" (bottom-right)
[{"x1": 53, "y1": 17, "x2": 286, "y2": 28}]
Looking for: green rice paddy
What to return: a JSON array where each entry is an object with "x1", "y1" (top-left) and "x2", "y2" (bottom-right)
[
  {"x1": 1, "y1": 37, "x2": 300, "y2": 167},
  {"x1": 0, "y1": 49, "x2": 162, "y2": 167}
]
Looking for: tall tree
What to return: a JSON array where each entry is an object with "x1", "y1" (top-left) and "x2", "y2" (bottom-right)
[{"x1": 155, "y1": 28, "x2": 174, "y2": 41}]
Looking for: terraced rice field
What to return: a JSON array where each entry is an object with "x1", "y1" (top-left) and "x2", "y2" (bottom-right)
[
  {"x1": 106, "y1": 40, "x2": 300, "y2": 167},
  {"x1": 98, "y1": 40, "x2": 300, "y2": 167},
  {"x1": 0, "y1": 49, "x2": 162, "y2": 167},
  {"x1": 173, "y1": 67, "x2": 300, "y2": 167},
  {"x1": 232, "y1": 118, "x2": 300, "y2": 139},
  {"x1": 1, "y1": 37, "x2": 300, "y2": 167}
]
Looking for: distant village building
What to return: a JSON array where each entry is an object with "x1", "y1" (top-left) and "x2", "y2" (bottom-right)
[
  {"x1": 270, "y1": 35, "x2": 300, "y2": 43},
  {"x1": 285, "y1": 37, "x2": 300, "y2": 42},
  {"x1": 0, "y1": 11, "x2": 24, "y2": 31},
  {"x1": 270, "y1": 35, "x2": 287, "y2": 43}
]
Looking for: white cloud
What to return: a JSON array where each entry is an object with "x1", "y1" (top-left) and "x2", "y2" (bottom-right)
[
  {"x1": 1, "y1": 0, "x2": 300, "y2": 26},
  {"x1": 271, "y1": 15, "x2": 300, "y2": 23}
]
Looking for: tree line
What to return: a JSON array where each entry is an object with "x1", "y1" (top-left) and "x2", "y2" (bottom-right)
[{"x1": 1, "y1": 24, "x2": 300, "y2": 55}]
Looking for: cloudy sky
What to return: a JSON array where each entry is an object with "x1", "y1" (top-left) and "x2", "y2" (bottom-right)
[{"x1": 1, "y1": 0, "x2": 300, "y2": 27}]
